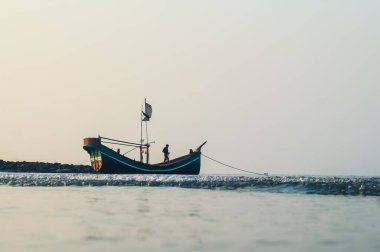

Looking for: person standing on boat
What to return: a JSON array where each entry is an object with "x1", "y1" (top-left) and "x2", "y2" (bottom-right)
[{"x1": 163, "y1": 144, "x2": 170, "y2": 162}]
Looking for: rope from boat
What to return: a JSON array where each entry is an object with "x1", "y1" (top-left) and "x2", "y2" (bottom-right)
[
  {"x1": 201, "y1": 153, "x2": 268, "y2": 176},
  {"x1": 102, "y1": 141, "x2": 140, "y2": 147},
  {"x1": 123, "y1": 146, "x2": 139, "y2": 155},
  {"x1": 100, "y1": 136, "x2": 142, "y2": 147}
]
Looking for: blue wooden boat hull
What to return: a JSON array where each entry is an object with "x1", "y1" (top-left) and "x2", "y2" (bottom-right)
[{"x1": 83, "y1": 142, "x2": 201, "y2": 175}]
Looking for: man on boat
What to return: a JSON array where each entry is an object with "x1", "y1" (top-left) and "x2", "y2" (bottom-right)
[{"x1": 163, "y1": 144, "x2": 170, "y2": 162}]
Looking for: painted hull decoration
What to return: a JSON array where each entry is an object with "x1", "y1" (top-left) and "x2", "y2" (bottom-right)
[
  {"x1": 90, "y1": 150, "x2": 102, "y2": 172},
  {"x1": 83, "y1": 100, "x2": 206, "y2": 174}
]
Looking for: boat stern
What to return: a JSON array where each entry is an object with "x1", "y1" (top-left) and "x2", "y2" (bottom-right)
[{"x1": 83, "y1": 137, "x2": 103, "y2": 172}]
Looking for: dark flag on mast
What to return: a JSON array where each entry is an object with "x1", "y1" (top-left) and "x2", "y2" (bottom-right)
[{"x1": 142, "y1": 100, "x2": 152, "y2": 121}]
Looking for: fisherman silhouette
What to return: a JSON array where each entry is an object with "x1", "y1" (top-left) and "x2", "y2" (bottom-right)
[{"x1": 163, "y1": 144, "x2": 170, "y2": 162}]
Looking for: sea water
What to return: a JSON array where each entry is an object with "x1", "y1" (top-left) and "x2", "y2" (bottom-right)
[{"x1": 0, "y1": 173, "x2": 379, "y2": 252}]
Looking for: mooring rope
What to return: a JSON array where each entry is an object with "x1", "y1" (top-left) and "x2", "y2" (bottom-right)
[{"x1": 201, "y1": 153, "x2": 268, "y2": 176}]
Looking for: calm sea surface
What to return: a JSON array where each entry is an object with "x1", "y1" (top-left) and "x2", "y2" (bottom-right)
[{"x1": 0, "y1": 173, "x2": 379, "y2": 252}]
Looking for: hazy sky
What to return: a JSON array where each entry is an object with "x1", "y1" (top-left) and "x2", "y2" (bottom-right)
[{"x1": 1, "y1": 1, "x2": 379, "y2": 175}]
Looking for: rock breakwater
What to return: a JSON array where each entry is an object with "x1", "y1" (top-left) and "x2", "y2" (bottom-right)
[{"x1": 0, "y1": 160, "x2": 93, "y2": 173}]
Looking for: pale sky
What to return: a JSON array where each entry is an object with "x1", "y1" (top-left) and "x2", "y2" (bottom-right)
[{"x1": 1, "y1": 1, "x2": 379, "y2": 175}]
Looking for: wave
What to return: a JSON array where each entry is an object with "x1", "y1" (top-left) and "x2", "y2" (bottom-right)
[{"x1": 0, "y1": 173, "x2": 379, "y2": 196}]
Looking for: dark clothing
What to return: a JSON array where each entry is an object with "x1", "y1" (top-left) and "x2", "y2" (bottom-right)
[{"x1": 163, "y1": 146, "x2": 170, "y2": 162}]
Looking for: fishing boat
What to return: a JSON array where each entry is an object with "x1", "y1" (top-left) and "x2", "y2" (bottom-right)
[{"x1": 83, "y1": 100, "x2": 206, "y2": 174}]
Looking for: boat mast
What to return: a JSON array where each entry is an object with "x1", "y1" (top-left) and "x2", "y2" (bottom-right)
[
  {"x1": 145, "y1": 98, "x2": 149, "y2": 164},
  {"x1": 140, "y1": 98, "x2": 152, "y2": 164},
  {"x1": 140, "y1": 104, "x2": 143, "y2": 163}
]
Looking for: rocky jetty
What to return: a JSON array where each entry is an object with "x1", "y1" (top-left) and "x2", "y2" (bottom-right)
[{"x1": 0, "y1": 160, "x2": 93, "y2": 173}]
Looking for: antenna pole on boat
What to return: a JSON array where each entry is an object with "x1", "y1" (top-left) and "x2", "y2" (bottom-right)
[
  {"x1": 140, "y1": 104, "x2": 143, "y2": 163},
  {"x1": 145, "y1": 98, "x2": 150, "y2": 164}
]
